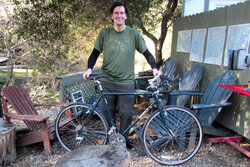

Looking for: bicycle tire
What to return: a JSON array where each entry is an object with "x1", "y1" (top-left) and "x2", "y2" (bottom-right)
[
  {"x1": 142, "y1": 105, "x2": 203, "y2": 165},
  {"x1": 55, "y1": 102, "x2": 109, "y2": 151}
]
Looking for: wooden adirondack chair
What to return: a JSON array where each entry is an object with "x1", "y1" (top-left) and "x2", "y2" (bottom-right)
[
  {"x1": 135, "y1": 58, "x2": 176, "y2": 102},
  {"x1": 131, "y1": 70, "x2": 236, "y2": 156},
  {"x1": 159, "y1": 58, "x2": 176, "y2": 78},
  {"x1": 2, "y1": 86, "x2": 71, "y2": 155},
  {"x1": 168, "y1": 64, "x2": 203, "y2": 106},
  {"x1": 131, "y1": 64, "x2": 203, "y2": 156},
  {"x1": 191, "y1": 70, "x2": 236, "y2": 136},
  {"x1": 135, "y1": 58, "x2": 176, "y2": 90},
  {"x1": 132, "y1": 64, "x2": 203, "y2": 132}
]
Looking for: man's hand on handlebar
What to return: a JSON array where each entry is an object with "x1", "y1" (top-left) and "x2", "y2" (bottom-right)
[
  {"x1": 152, "y1": 68, "x2": 161, "y2": 77},
  {"x1": 83, "y1": 68, "x2": 92, "y2": 80},
  {"x1": 147, "y1": 73, "x2": 181, "y2": 90}
]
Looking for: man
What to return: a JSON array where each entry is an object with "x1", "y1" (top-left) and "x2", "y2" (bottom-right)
[{"x1": 83, "y1": 1, "x2": 159, "y2": 149}]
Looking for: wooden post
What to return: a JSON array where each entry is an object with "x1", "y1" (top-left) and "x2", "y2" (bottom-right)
[
  {"x1": 39, "y1": 121, "x2": 52, "y2": 155},
  {"x1": 0, "y1": 119, "x2": 16, "y2": 165},
  {"x1": 0, "y1": 86, "x2": 3, "y2": 118}
]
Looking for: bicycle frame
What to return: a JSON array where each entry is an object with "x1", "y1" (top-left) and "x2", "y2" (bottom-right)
[
  {"x1": 55, "y1": 75, "x2": 203, "y2": 165},
  {"x1": 87, "y1": 80, "x2": 174, "y2": 138}
]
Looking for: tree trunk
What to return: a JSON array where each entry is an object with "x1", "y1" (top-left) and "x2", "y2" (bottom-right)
[
  {"x1": 155, "y1": 41, "x2": 163, "y2": 66},
  {"x1": 54, "y1": 145, "x2": 130, "y2": 167},
  {"x1": 0, "y1": 120, "x2": 16, "y2": 165},
  {"x1": 5, "y1": 61, "x2": 15, "y2": 87},
  {"x1": 140, "y1": 0, "x2": 179, "y2": 68}
]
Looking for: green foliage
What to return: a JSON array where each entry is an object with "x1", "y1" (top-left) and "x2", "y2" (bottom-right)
[
  {"x1": 126, "y1": 0, "x2": 160, "y2": 31},
  {"x1": 0, "y1": 6, "x2": 20, "y2": 60},
  {"x1": 0, "y1": 33, "x2": 6, "y2": 51},
  {"x1": 27, "y1": 83, "x2": 60, "y2": 104},
  {"x1": 0, "y1": 76, "x2": 26, "y2": 87},
  {"x1": 125, "y1": 0, "x2": 181, "y2": 63},
  {"x1": 12, "y1": 1, "x2": 77, "y2": 76},
  {"x1": 12, "y1": 0, "x2": 112, "y2": 76},
  {"x1": 14, "y1": 3, "x2": 62, "y2": 59},
  {"x1": 10, "y1": 0, "x2": 181, "y2": 77}
]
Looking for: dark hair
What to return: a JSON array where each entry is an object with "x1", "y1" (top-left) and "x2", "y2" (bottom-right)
[{"x1": 110, "y1": 1, "x2": 129, "y2": 15}]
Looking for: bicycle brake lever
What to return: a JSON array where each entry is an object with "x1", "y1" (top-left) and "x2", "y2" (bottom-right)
[{"x1": 148, "y1": 73, "x2": 161, "y2": 89}]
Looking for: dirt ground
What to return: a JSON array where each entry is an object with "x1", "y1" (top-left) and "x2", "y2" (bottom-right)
[
  {"x1": 3, "y1": 101, "x2": 250, "y2": 167},
  {"x1": 3, "y1": 134, "x2": 249, "y2": 167}
]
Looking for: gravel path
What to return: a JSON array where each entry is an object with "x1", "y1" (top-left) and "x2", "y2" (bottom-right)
[
  {"x1": 5, "y1": 135, "x2": 250, "y2": 167},
  {"x1": 3, "y1": 103, "x2": 250, "y2": 167}
]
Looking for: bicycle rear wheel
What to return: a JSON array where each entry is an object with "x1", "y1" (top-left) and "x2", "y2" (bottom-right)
[
  {"x1": 55, "y1": 102, "x2": 109, "y2": 151},
  {"x1": 142, "y1": 105, "x2": 203, "y2": 165}
]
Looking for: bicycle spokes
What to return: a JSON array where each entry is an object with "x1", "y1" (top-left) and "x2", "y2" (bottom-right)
[
  {"x1": 142, "y1": 106, "x2": 203, "y2": 166},
  {"x1": 55, "y1": 103, "x2": 109, "y2": 151}
]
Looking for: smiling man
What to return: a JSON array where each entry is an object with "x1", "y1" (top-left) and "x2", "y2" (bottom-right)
[{"x1": 83, "y1": 1, "x2": 159, "y2": 149}]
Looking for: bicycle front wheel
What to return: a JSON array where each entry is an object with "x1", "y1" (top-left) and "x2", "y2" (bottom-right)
[
  {"x1": 142, "y1": 105, "x2": 203, "y2": 166},
  {"x1": 55, "y1": 102, "x2": 109, "y2": 151}
]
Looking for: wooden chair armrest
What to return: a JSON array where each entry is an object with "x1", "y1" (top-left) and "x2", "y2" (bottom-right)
[
  {"x1": 135, "y1": 76, "x2": 154, "y2": 80},
  {"x1": 191, "y1": 102, "x2": 232, "y2": 110},
  {"x1": 170, "y1": 89, "x2": 203, "y2": 96},
  {"x1": 34, "y1": 102, "x2": 73, "y2": 107},
  {"x1": 3, "y1": 112, "x2": 49, "y2": 122}
]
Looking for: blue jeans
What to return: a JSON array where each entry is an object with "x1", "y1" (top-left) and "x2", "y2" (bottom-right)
[{"x1": 101, "y1": 80, "x2": 135, "y2": 138}]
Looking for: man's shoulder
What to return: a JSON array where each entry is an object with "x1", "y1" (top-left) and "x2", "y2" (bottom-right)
[
  {"x1": 125, "y1": 26, "x2": 142, "y2": 38},
  {"x1": 100, "y1": 27, "x2": 113, "y2": 33},
  {"x1": 126, "y1": 26, "x2": 140, "y2": 33}
]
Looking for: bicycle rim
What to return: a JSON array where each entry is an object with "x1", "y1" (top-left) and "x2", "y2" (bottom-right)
[
  {"x1": 55, "y1": 103, "x2": 109, "y2": 151},
  {"x1": 142, "y1": 106, "x2": 203, "y2": 165}
]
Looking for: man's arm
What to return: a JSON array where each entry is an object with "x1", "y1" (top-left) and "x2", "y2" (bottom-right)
[
  {"x1": 142, "y1": 49, "x2": 160, "y2": 76},
  {"x1": 83, "y1": 48, "x2": 100, "y2": 80}
]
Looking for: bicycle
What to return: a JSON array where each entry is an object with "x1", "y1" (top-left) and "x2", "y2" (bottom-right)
[{"x1": 55, "y1": 73, "x2": 203, "y2": 166}]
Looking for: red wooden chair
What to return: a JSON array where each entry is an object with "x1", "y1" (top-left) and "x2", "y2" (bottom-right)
[{"x1": 2, "y1": 86, "x2": 71, "y2": 155}]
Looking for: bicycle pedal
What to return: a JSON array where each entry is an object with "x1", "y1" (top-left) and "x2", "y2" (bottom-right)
[{"x1": 76, "y1": 136, "x2": 84, "y2": 141}]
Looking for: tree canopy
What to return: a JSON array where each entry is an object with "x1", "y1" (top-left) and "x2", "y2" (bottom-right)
[{"x1": 2, "y1": 0, "x2": 181, "y2": 78}]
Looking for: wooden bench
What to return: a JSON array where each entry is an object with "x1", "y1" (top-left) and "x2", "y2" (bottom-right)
[
  {"x1": 56, "y1": 69, "x2": 103, "y2": 112},
  {"x1": 56, "y1": 69, "x2": 102, "y2": 104}
]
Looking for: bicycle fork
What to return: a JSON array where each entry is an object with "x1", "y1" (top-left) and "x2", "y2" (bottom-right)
[{"x1": 154, "y1": 93, "x2": 177, "y2": 139}]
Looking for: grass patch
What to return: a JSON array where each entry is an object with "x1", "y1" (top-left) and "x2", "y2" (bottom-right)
[{"x1": 0, "y1": 69, "x2": 33, "y2": 77}]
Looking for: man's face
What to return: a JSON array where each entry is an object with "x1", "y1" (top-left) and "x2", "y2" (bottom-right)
[{"x1": 111, "y1": 6, "x2": 127, "y2": 26}]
